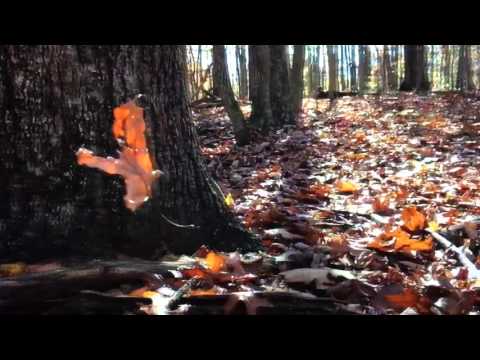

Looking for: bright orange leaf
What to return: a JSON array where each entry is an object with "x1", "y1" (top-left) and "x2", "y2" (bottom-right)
[
  {"x1": 205, "y1": 251, "x2": 226, "y2": 272},
  {"x1": 336, "y1": 180, "x2": 359, "y2": 193},
  {"x1": 77, "y1": 100, "x2": 161, "y2": 212},
  {"x1": 368, "y1": 228, "x2": 433, "y2": 254},
  {"x1": 401, "y1": 206, "x2": 426, "y2": 232}
]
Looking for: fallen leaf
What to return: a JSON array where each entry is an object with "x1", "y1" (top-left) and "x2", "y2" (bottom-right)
[
  {"x1": 372, "y1": 196, "x2": 392, "y2": 215},
  {"x1": 336, "y1": 180, "x2": 359, "y2": 193},
  {"x1": 205, "y1": 251, "x2": 226, "y2": 272},
  {"x1": 0, "y1": 262, "x2": 27, "y2": 277},
  {"x1": 225, "y1": 193, "x2": 235, "y2": 207},
  {"x1": 401, "y1": 206, "x2": 426, "y2": 232}
]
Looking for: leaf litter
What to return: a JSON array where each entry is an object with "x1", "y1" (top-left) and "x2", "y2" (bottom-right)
[{"x1": 3, "y1": 93, "x2": 480, "y2": 315}]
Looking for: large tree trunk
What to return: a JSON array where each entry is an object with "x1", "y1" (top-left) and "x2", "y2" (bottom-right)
[
  {"x1": 0, "y1": 45, "x2": 258, "y2": 262},
  {"x1": 290, "y1": 45, "x2": 305, "y2": 117},
  {"x1": 269, "y1": 45, "x2": 294, "y2": 126},
  {"x1": 248, "y1": 45, "x2": 273, "y2": 132},
  {"x1": 213, "y1": 45, "x2": 250, "y2": 146},
  {"x1": 235, "y1": 45, "x2": 248, "y2": 100},
  {"x1": 400, "y1": 45, "x2": 430, "y2": 92}
]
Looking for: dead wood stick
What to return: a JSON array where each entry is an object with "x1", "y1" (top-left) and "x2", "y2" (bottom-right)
[{"x1": 425, "y1": 229, "x2": 480, "y2": 280}]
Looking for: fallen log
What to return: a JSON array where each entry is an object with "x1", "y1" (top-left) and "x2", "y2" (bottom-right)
[{"x1": 0, "y1": 258, "x2": 197, "y2": 313}]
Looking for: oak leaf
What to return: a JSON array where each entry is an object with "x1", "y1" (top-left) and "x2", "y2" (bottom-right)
[{"x1": 77, "y1": 100, "x2": 161, "y2": 211}]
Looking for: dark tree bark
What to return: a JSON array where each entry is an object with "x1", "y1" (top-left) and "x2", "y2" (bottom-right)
[
  {"x1": 456, "y1": 45, "x2": 474, "y2": 92},
  {"x1": 0, "y1": 45, "x2": 259, "y2": 262},
  {"x1": 235, "y1": 45, "x2": 248, "y2": 100},
  {"x1": 249, "y1": 45, "x2": 273, "y2": 132},
  {"x1": 213, "y1": 45, "x2": 250, "y2": 146},
  {"x1": 290, "y1": 45, "x2": 305, "y2": 117},
  {"x1": 400, "y1": 45, "x2": 430, "y2": 92},
  {"x1": 358, "y1": 45, "x2": 371, "y2": 93},
  {"x1": 269, "y1": 45, "x2": 294, "y2": 126},
  {"x1": 390, "y1": 45, "x2": 399, "y2": 90},
  {"x1": 327, "y1": 45, "x2": 337, "y2": 97},
  {"x1": 350, "y1": 46, "x2": 357, "y2": 92}
]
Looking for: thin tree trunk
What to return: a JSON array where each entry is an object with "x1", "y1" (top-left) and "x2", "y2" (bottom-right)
[
  {"x1": 213, "y1": 45, "x2": 250, "y2": 146},
  {"x1": 327, "y1": 45, "x2": 337, "y2": 98},
  {"x1": 0, "y1": 45, "x2": 258, "y2": 262},
  {"x1": 235, "y1": 45, "x2": 248, "y2": 100},
  {"x1": 358, "y1": 45, "x2": 371, "y2": 94},
  {"x1": 290, "y1": 45, "x2": 305, "y2": 117},
  {"x1": 350, "y1": 45, "x2": 357, "y2": 92}
]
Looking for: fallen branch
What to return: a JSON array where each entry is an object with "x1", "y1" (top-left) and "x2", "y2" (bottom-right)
[{"x1": 425, "y1": 229, "x2": 480, "y2": 280}]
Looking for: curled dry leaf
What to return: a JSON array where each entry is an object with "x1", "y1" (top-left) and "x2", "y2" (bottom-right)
[
  {"x1": 77, "y1": 100, "x2": 161, "y2": 211},
  {"x1": 401, "y1": 206, "x2": 426, "y2": 232}
]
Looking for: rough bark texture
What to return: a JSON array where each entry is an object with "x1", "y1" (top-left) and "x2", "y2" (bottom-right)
[
  {"x1": 456, "y1": 45, "x2": 474, "y2": 92},
  {"x1": 212, "y1": 45, "x2": 250, "y2": 146},
  {"x1": 290, "y1": 45, "x2": 305, "y2": 118},
  {"x1": 327, "y1": 45, "x2": 337, "y2": 97},
  {"x1": 269, "y1": 45, "x2": 294, "y2": 126},
  {"x1": 358, "y1": 45, "x2": 371, "y2": 93},
  {"x1": 0, "y1": 45, "x2": 259, "y2": 262},
  {"x1": 400, "y1": 45, "x2": 430, "y2": 92},
  {"x1": 249, "y1": 45, "x2": 273, "y2": 132}
]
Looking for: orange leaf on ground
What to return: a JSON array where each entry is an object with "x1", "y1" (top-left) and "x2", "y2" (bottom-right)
[
  {"x1": 401, "y1": 206, "x2": 426, "y2": 232},
  {"x1": 336, "y1": 180, "x2": 359, "y2": 193},
  {"x1": 205, "y1": 251, "x2": 226, "y2": 272},
  {"x1": 384, "y1": 288, "x2": 420, "y2": 310},
  {"x1": 368, "y1": 228, "x2": 433, "y2": 254},
  {"x1": 372, "y1": 196, "x2": 392, "y2": 215},
  {"x1": 309, "y1": 184, "x2": 332, "y2": 199},
  {"x1": 182, "y1": 268, "x2": 209, "y2": 279},
  {"x1": 189, "y1": 288, "x2": 219, "y2": 296}
]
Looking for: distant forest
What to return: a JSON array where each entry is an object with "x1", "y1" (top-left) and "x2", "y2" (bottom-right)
[{"x1": 186, "y1": 45, "x2": 479, "y2": 100}]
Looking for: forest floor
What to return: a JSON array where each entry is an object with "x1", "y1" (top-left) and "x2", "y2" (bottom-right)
[{"x1": 2, "y1": 93, "x2": 480, "y2": 315}]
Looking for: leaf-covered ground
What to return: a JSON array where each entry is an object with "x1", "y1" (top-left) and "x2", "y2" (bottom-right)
[
  {"x1": 2, "y1": 93, "x2": 480, "y2": 315},
  {"x1": 190, "y1": 93, "x2": 480, "y2": 315}
]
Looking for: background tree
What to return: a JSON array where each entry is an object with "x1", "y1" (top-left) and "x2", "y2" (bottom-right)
[
  {"x1": 400, "y1": 45, "x2": 430, "y2": 92},
  {"x1": 290, "y1": 45, "x2": 306, "y2": 117},
  {"x1": 213, "y1": 45, "x2": 250, "y2": 146},
  {"x1": 327, "y1": 45, "x2": 337, "y2": 97},
  {"x1": 358, "y1": 45, "x2": 371, "y2": 93},
  {"x1": 269, "y1": 45, "x2": 295, "y2": 126},
  {"x1": 248, "y1": 45, "x2": 273, "y2": 132},
  {"x1": 235, "y1": 45, "x2": 248, "y2": 99},
  {"x1": 0, "y1": 45, "x2": 258, "y2": 262},
  {"x1": 456, "y1": 45, "x2": 474, "y2": 92}
]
